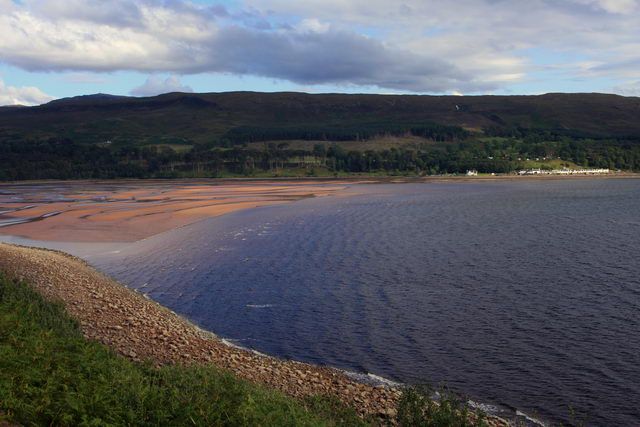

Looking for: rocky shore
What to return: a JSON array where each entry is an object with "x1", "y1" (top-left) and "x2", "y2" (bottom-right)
[{"x1": 0, "y1": 242, "x2": 508, "y2": 425}]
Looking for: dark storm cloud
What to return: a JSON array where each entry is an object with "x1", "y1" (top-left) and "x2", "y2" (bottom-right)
[{"x1": 205, "y1": 26, "x2": 478, "y2": 92}]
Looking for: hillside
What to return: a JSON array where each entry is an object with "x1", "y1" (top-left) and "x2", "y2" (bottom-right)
[
  {"x1": 1, "y1": 92, "x2": 640, "y2": 180},
  {"x1": 1, "y1": 92, "x2": 640, "y2": 145}
]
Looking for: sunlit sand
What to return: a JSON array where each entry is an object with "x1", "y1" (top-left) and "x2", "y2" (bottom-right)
[{"x1": 0, "y1": 180, "x2": 348, "y2": 242}]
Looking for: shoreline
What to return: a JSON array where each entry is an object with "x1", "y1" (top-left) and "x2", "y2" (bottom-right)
[
  {"x1": 1, "y1": 174, "x2": 637, "y2": 244},
  {"x1": 0, "y1": 242, "x2": 510, "y2": 426},
  {"x1": 2, "y1": 171, "x2": 639, "y2": 186},
  {"x1": 2, "y1": 177, "x2": 632, "y2": 425},
  {"x1": 0, "y1": 242, "x2": 400, "y2": 420}
]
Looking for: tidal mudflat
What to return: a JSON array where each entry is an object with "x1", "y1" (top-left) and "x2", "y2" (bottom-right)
[{"x1": 0, "y1": 180, "x2": 348, "y2": 242}]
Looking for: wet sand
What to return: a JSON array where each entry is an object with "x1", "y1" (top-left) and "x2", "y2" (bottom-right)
[
  {"x1": 0, "y1": 180, "x2": 349, "y2": 242},
  {"x1": 1, "y1": 175, "x2": 634, "y2": 243}
]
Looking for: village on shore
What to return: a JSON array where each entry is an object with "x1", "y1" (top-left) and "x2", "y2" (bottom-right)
[
  {"x1": 466, "y1": 167, "x2": 611, "y2": 176},
  {"x1": 515, "y1": 167, "x2": 610, "y2": 176}
]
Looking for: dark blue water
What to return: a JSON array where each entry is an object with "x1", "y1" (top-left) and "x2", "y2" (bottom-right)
[{"x1": 92, "y1": 179, "x2": 640, "y2": 426}]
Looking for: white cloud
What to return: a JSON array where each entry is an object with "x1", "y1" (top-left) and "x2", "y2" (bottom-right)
[
  {"x1": 613, "y1": 81, "x2": 640, "y2": 96},
  {"x1": 0, "y1": 0, "x2": 639, "y2": 93},
  {"x1": 295, "y1": 18, "x2": 331, "y2": 33},
  {"x1": 572, "y1": 0, "x2": 638, "y2": 14},
  {"x1": 246, "y1": 0, "x2": 640, "y2": 88},
  {"x1": 0, "y1": 79, "x2": 54, "y2": 106},
  {"x1": 0, "y1": 0, "x2": 15, "y2": 12},
  {"x1": 0, "y1": 1, "x2": 486, "y2": 92},
  {"x1": 130, "y1": 75, "x2": 193, "y2": 96}
]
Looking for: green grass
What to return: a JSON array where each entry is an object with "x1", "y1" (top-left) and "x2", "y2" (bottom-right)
[
  {"x1": 397, "y1": 387, "x2": 487, "y2": 427},
  {"x1": 0, "y1": 274, "x2": 366, "y2": 426},
  {"x1": 520, "y1": 158, "x2": 580, "y2": 170}
]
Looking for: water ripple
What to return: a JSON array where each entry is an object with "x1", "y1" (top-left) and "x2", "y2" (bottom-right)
[{"x1": 92, "y1": 179, "x2": 640, "y2": 426}]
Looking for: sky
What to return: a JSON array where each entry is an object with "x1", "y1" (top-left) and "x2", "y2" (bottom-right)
[{"x1": 0, "y1": 0, "x2": 639, "y2": 105}]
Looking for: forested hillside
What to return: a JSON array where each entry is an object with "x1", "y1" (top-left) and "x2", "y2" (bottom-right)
[{"x1": 1, "y1": 92, "x2": 639, "y2": 180}]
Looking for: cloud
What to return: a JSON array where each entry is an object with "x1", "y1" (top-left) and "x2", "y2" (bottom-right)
[
  {"x1": 246, "y1": 0, "x2": 640, "y2": 88},
  {"x1": 0, "y1": 79, "x2": 54, "y2": 106},
  {"x1": 130, "y1": 75, "x2": 193, "y2": 96},
  {"x1": 0, "y1": 1, "x2": 491, "y2": 92},
  {"x1": 0, "y1": 0, "x2": 639, "y2": 94},
  {"x1": 29, "y1": 0, "x2": 145, "y2": 27},
  {"x1": 295, "y1": 18, "x2": 331, "y2": 33},
  {"x1": 572, "y1": 0, "x2": 639, "y2": 14},
  {"x1": 205, "y1": 26, "x2": 481, "y2": 92},
  {"x1": 613, "y1": 81, "x2": 640, "y2": 96}
]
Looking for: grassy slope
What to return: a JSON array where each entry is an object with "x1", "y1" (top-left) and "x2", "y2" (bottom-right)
[
  {"x1": 1, "y1": 92, "x2": 640, "y2": 145},
  {"x1": 0, "y1": 274, "x2": 365, "y2": 426},
  {"x1": 520, "y1": 159, "x2": 581, "y2": 169}
]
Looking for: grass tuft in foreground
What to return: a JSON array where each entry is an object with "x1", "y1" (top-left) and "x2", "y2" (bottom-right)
[
  {"x1": 0, "y1": 274, "x2": 365, "y2": 426},
  {"x1": 397, "y1": 386, "x2": 487, "y2": 427}
]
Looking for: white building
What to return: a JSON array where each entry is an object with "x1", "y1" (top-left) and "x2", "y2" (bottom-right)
[{"x1": 518, "y1": 168, "x2": 610, "y2": 176}]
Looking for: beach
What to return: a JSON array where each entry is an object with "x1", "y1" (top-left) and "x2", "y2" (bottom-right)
[{"x1": 0, "y1": 180, "x2": 349, "y2": 242}]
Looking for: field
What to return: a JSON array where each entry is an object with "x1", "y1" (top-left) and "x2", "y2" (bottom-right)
[{"x1": 520, "y1": 158, "x2": 581, "y2": 170}]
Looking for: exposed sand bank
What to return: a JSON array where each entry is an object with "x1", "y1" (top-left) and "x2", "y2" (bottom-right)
[
  {"x1": 0, "y1": 180, "x2": 350, "y2": 242},
  {"x1": 3, "y1": 175, "x2": 636, "y2": 243}
]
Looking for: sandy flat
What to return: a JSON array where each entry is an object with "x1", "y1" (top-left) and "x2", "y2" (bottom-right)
[
  {"x1": 0, "y1": 180, "x2": 349, "y2": 242},
  {"x1": 3, "y1": 174, "x2": 629, "y2": 242}
]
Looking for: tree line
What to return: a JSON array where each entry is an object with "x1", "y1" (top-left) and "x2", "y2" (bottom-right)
[{"x1": 1, "y1": 134, "x2": 639, "y2": 181}]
